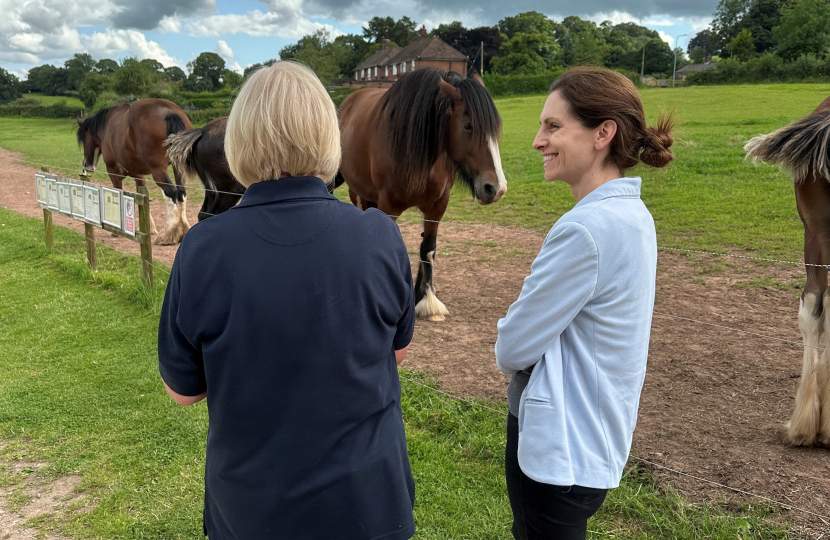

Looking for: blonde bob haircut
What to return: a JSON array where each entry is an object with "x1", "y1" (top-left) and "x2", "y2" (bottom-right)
[{"x1": 225, "y1": 61, "x2": 341, "y2": 186}]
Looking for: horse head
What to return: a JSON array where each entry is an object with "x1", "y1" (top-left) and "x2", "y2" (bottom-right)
[
  {"x1": 439, "y1": 74, "x2": 506, "y2": 205},
  {"x1": 76, "y1": 107, "x2": 114, "y2": 173}
]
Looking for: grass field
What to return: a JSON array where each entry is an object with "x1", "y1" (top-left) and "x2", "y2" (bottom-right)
[
  {"x1": 0, "y1": 206, "x2": 794, "y2": 539},
  {"x1": 22, "y1": 93, "x2": 86, "y2": 108},
  {"x1": 1, "y1": 84, "x2": 829, "y2": 261}
]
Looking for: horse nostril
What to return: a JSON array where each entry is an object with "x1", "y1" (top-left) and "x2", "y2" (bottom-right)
[{"x1": 483, "y1": 183, "x2": 497, "y2": 198}]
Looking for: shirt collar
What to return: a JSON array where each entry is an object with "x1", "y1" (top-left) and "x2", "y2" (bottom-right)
[
  {"x1": 234, "y1": 176, "x2": 336, "y2": 209},
  {"x1": 574, "y1": 177, "x2": 642, "y2": 208}
]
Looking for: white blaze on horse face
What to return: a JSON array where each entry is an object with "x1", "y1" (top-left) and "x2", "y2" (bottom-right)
[{"x1": 488, "y1": 137, "x2": 507, "y2": 201}]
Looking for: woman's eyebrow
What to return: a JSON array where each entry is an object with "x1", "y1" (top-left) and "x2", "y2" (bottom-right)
[{"x1": 540, "y1": 117, "x2": 561, "y2": 125}]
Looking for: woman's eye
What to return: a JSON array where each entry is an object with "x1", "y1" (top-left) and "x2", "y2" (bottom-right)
[{"x1": 548, "y1": 123, "x2": 559, "y2": 131}]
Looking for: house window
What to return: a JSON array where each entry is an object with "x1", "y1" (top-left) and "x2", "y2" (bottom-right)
[
  {"x1": 385, "y1": 66, "x2": 388, "y2": 77},
  {"x1": 393, "y1": 65, "x2": 397, "y2": 75},
  {"x1": 402, "y1": 62, "x2": 406, "y2": 73},
  {"x1": 361, "y1": 69, "x2": 365, "y2": 79},
  {"x1": 374, "y1": 67, "x2": 378, "y2": 77},
  {"x1": 411, "y1": 60, "x2": 415, "y2": 70}
]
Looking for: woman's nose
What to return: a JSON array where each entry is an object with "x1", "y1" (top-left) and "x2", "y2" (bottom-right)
[{"x1": 532, "y1": 131, "x2": 546, "y2": 151}]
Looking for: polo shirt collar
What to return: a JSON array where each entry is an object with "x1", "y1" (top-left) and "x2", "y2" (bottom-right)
[
  {"x1": 575, "y1": 177, "x2": 641, "y2": 208},
  {"x1": 234, "y1": 176, "x2": 336, "y2": 208}
]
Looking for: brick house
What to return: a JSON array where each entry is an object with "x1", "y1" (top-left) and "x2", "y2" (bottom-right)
[{"x1": 342, "y1": 28, "x2": 468, "y2": 88}]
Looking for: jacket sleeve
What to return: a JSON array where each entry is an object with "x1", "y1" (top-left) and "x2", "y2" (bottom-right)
[{"x1": 495, "y1": 221, "x2": 598, "y2": 374}]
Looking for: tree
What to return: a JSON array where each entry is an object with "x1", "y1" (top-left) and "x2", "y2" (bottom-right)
[
  {"x1": 490, "y1": 33, "x2": 559, "y2": 75},
  {"x1": 140, "y1": 59, "x2": 165, "y2": 74},
  {"x1": 23, "y1": 65, "x2": 69, "y2": 95},
  {"x1": 498, "y1": 11, "x2": 556, "y2": 39},
  {"x1": 687, "y1": 29, "x2": 715, "y2": 56},
  {"x1": 727, "y1": 28, "x2": 756, "y2": 60},
  {"x1": 431, "y1": 24, "x2": 505, "y2": 73},
  {"x1": 221, "y1": 69, "x2": 242, "y2": 89},
  {"x1": 0, "y1": 68, "x2": 21, "y2": 104},
  {"x1": 774, "y1": 0, "x2": 830, "y2": 60},
  {"x1": 573, "y1": 30, "x2": 610, "y2": 65},
  {"x1": 690, "y1": 46, "x2": 708, "y2": 63},
  {"x1": 711, "y1": 0, "x2": 751, "y2": 54},
  {"x1": 65, "y1": 53, "x2": 96, "y2": 91},
  {"x1": 79, "y1": 72, "x2": 110, "y2": 108},
  {"x1": 112, "y1": 58, "x2": 154, "y2": 96},
  {"x1": 742, "y1": 0, "x2": 785, "y2": 53},
  {"x1": 185, "y1": 52, "x2": 225, "y2": 92},
  {"x1": 362, "y1": 16, "x2": 419, "y2": 46},
  {"x1": 164, "y1": 66, "x2": 186, "y2": 82},
  {"x1": 330, "y1": 34, "x2": 371, "y2": 77},
  {"x1": 95, "y1": 59, "x2": 119, "y2": 74}
]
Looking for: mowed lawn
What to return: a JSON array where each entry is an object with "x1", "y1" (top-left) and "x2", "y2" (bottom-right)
[{"x1": 0, "y1": 206, "x2": 792, "y2": 539}]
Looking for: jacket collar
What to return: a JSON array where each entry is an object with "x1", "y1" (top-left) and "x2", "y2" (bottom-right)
[
  {"x1": 575, "y1": 177, "x2": 642, "y2": 208},
  {"x1": 234, "y1": 176, "x2": 336, "y2": 209}
]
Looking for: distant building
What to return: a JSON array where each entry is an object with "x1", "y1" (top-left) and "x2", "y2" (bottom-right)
[
  {"x1": 676, "y1": 56, "x2": 719, "y2": 81},
  {"x1": 338, "y1": 28, "x2": 469, "y2": 89}
]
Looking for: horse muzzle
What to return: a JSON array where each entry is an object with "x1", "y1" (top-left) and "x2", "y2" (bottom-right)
[{"x1": 475, "y1": 179, "x2": 506, "y2": 205}]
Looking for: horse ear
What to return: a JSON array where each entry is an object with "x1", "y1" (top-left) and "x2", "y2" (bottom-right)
[
  {"x1": 76, "y1": 117, "x2": 83, "y2": 126},
  {"x1": 438, "y1": 78, "x2": 461, "y2": 101}
]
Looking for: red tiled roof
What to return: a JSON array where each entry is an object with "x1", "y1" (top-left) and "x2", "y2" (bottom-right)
[{"x1": 387, "y1": 36, "x2": 467, "y2": 65}]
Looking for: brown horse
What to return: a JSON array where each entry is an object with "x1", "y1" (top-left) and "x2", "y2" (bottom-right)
[
  {"x1": 337, "y1": 68, "x2": 506, "y2": 321},
  {"x1": 165, "y1": 117, "x2": 246, "y2": 221},
  {"x1": 76, "y1": 98, "x2": 192, "y2": 245},
  {"x1": 745, "y1": 95, "x2": 830, "y2": 446}
]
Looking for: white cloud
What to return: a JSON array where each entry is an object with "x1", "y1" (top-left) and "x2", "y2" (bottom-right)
[
  {"x1": 186, "y1": 10, "x2": 334, "y2": 39},
  {"x1": 157, "y1": 16, "x2": 182, "y2": 33},
  {"x1": 227, "y1": 60, "x2": 243, "y2": 73},
  {"x1": 82, "y1": 29, "x2": 181, "y2": 67},
  {"x1": 215, "y1": 39, "x2": 235, "y2": 59}
]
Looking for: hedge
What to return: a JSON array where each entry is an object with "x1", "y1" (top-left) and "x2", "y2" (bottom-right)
[
  {"x1": 0, "y1": 103, "x2": 85, "y2": 118},
  {"x1": 482, "y1": 68, "x2": 642, "y2": 98},
  {"x1": 687, "y1": 54, "x2": 830, "y2": 85}
]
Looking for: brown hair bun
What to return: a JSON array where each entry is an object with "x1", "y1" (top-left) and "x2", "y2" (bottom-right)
[{"x1": 640, "y1": 113, "x2": 675, "y2": 168}]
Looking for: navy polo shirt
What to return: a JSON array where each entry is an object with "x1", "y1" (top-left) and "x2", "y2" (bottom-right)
[{"x1": 158, "y1": 177, "x2": 416, "y2": 540}]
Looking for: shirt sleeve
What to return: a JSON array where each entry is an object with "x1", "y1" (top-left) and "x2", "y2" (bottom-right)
[
  {"x1": 392, "y1": 225, "x2": 415, "y2": 351},
  {"x1": 158, "y1": 256, "x2": 207, "y2": 397},
  {"x1": 495, "y1": 221, "x2": 599, "y2": 374}
]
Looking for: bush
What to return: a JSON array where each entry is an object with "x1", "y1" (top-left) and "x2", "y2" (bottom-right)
[
  {"x1": 482, "y1": 70, "x2": 565, "y2": 97},
  {"x1": 11, "y1": 97, "x2": 42, "y2": 106},
  {"x1": 0, "y1": 100, "x2": 84, "y2": 118},
  {"x1": 687, "y1": 54, "x2": 830, "y2": 85}
]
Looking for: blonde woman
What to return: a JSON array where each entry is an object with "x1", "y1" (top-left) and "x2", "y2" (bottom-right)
[
  {"x1": 496, "y1": 67, "x2": 673, "y2": 539},
  {"x1": 158, "y1": 62, "x2": 416, "y2": 539}
]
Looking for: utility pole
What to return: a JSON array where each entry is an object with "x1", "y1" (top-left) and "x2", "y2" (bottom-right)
[
  {"x1": 641, "y1": 45, "x2": 645, "y2": 80},
  {"x1": 481, "y1": 41, "x2": 484, "y2": 74},
  {"x1": 672, "y1": 33, "x2": 688, "y2": 87}
]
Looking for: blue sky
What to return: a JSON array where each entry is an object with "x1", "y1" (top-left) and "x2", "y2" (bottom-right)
[{"x1": 0, "y1": 0, "x2": 717, "y2": 79}]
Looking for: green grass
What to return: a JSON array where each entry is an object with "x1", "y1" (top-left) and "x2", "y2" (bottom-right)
[
  {"x1": 0, "y1": 206, "x2": 796, "y2": 538},
  {"x1": 24, "y1": 93, "x2": 86, "y2": 108},
  {"x1": 2, "y1": 84, "x2": 829, "y2": 261}
]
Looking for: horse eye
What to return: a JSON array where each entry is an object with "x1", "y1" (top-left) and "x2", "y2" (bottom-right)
[{"x1": 463, "y1": 123, "x2": 472, "y2": 132}]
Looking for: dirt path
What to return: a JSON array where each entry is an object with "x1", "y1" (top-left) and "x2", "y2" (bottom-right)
[{"x1": 2, "y1": 152, "x2": 829, "y2": 538}]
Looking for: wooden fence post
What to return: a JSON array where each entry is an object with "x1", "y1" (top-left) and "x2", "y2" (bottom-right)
[
  {"x1": 136, "y1": 185, "x2": 154, "y2": 288},
  {"x1": 40, "y1": 167, "x2": 53, "y2": 249},
  {"x1": 80, "y1": 174, "x2": 98, "y2": 271}
]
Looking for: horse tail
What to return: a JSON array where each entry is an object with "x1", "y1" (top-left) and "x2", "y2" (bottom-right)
[
  {"x1": 166, "y1": 113, "x2": 187, "y2": 138},
  {"x1": 745, "y1": 110, "x2": 830, "y2": 183},
  {"x1": 165, "y1": 127, "x2": 203, "y2": 178}
]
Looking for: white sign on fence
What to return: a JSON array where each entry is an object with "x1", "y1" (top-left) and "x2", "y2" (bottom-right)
[
  {"x1": 101, "y1": 187, "x2": 122, "y2": 229},
  {"x1": 70, "y1": 180, "x2": 84, "y2": 219},
  {"x1": 122, "y1": 195, "x2": 135, "y2": 237},
  {"x1": 57, "y1": 181, "x2": 72, "y2": 216},
  {"x1": 83, "y1": 184, "x2": 101, "y2": 225},
  {"x1": 46, "y1": 177, "x2": 59, "y2": 211},
  {"x1": 35, "y1": 174, "x2": 47, "y2": 206}
]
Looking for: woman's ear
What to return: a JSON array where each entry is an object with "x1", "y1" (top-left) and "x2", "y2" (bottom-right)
[{"x1": 595, "y1": 120, "x2": 617, "y2": 151}]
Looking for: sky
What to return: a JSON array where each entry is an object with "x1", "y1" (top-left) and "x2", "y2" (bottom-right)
[{"x1": 0, "y1": 0, "x2": 718, "y2": 80}]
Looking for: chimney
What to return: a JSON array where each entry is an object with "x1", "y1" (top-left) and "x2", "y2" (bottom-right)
[
  {"x1": 705, "y1": 54, "x2": 712, "y2": 63},
  {"x1": 419, "y1": 26, "x2": 427, "y2": 38},
  {"x1": 382, "y1": 39, "x2": 390, "y2": 48}
]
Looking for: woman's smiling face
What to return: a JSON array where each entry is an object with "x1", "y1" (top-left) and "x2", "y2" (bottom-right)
[{"x1": 532, "y1": 90, "x2": 601, "y2": 185}]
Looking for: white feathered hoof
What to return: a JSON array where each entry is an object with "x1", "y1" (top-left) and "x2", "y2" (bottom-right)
[{"x1": 415, "y1": 288, "x2": 449, "y2": 322}]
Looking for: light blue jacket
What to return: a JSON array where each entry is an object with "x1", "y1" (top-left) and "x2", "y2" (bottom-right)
[{"x1": 495, "y1": 177, "x2": 657, "y2": 489}]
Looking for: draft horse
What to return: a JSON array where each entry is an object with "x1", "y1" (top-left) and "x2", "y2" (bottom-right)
[
  {"x1": 165, "y1": 117, "x2": 246, "y2": 221},
  {"x1": 76, "y1": 99, "x2": 192, "y2": 245},
  {"x1": 336, "y1": 68, "x2": 507, "y2": 321},
  {"x1": 745, "y1": 95, "x2": 830, "y2": 446}
]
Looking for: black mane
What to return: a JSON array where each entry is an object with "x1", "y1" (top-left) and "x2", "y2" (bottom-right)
[
  {"x1": 379, "y1": 68, "x2": 501, "y2": 195},
  {"x1": 76, "y1": 105, "x2": 118, "y2": 146}
]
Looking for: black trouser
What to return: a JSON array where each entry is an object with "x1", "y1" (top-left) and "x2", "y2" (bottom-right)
[{"x1": 505, "y1": 414, "x2": 608, "y2": 540}]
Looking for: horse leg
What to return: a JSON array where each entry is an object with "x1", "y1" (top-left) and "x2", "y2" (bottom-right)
[
  {"x1": 173, "y1": 165, "x2": 191, "y2": 233},
  {"x1": 150, "y1": 169, "x2": 186, "y2": 245},
  {"x1": 413, "y1": 196, "x2": 450, "y2": 322},
  {"x1": 786, "y1": 228, "x2": 825, "y2": 445},
  {"x1": 134, "y1": 177, "x2": 157, "y2": 234}
]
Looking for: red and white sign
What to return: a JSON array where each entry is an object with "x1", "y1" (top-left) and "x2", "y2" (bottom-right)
[{"x1": 123, "y1": 195, "x2": 135, "y2": 237}]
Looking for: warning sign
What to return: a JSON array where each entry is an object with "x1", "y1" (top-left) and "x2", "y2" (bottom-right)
[{"x1": 122, "y1": 195, "x2": 135, "y2": 237}]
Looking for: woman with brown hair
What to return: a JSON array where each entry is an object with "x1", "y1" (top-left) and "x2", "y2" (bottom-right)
[{"x1": 495, "y1": 66, "x2": 674, "y2": 539}]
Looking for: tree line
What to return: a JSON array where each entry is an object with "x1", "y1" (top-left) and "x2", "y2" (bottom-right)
[{"x1": 687, "y1": 0, "x2": 830, "y2": 64}]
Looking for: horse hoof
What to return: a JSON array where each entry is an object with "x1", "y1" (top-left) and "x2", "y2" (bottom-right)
[
  {"x1": 782, "y1": 422, "x2": 817, "y2": 447},
  {"x1": 426, "y1": 314, "x2": 445, "y2": 322}
]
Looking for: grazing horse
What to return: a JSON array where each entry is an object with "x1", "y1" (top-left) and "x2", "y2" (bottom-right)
[
  {"x1": 745, "y1": 95, "x2": 830, "y2": 446},
  {"x1": 336, "y1": 68, "x2": 506, "y2": 321},
  {"x1": 165, "y1": 117, "x2": 246, "y2": 221},
  {"x1": 76, "y1": 99, "x2": 192, "y2": 245}
]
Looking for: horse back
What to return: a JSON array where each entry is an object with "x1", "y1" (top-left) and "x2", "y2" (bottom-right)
[
  {"x1": 127, "y1": 99, "x2": 193, "y2": 169},
  {"x1": 339, "y1": 89, "x2": 391, "y2": 199}
]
